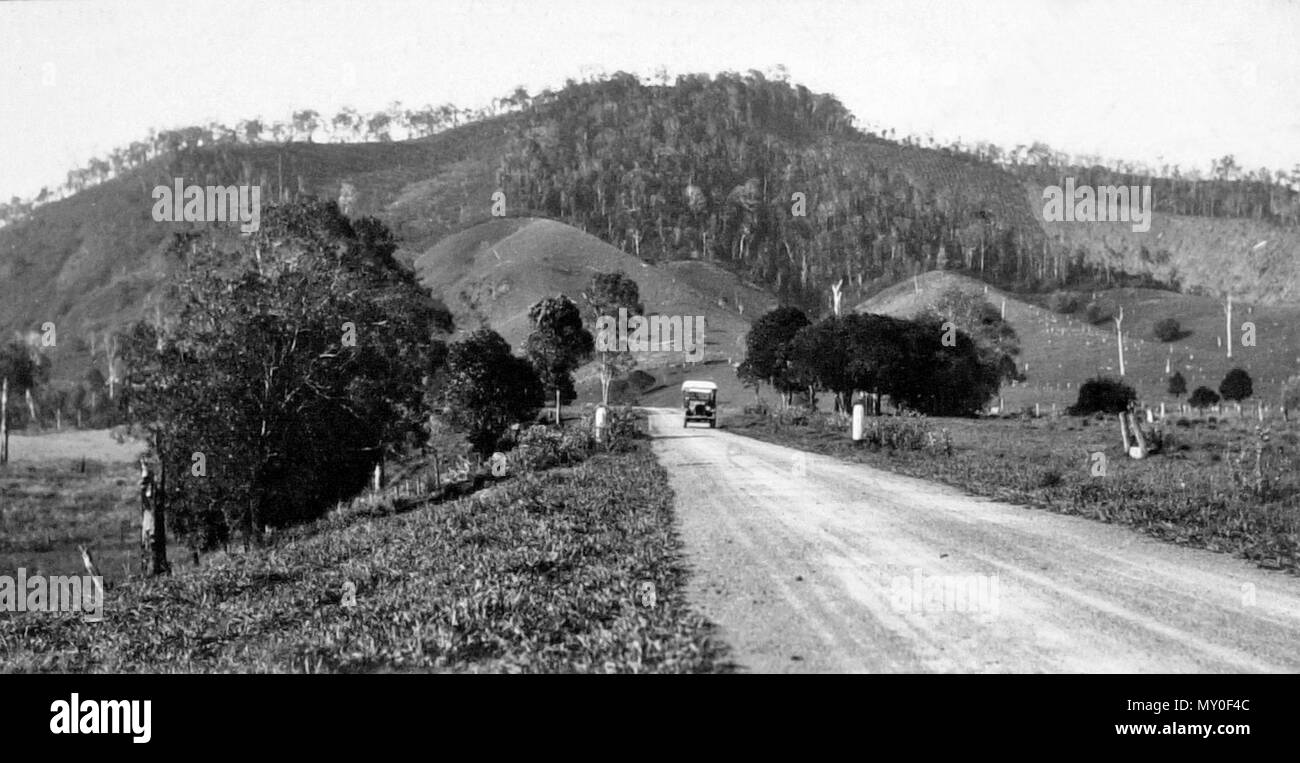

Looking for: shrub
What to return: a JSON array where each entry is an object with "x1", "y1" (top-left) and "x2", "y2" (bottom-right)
[
  {"x1": 1189, "y1": 386, "x2": 1220, "y2": 410},
  {"x1": 1084, "y1": 300, "x2": 1113, "y2": 324},
  {"x1": 511, "y1": 424, "x2": 592, "y2": 471},
  {"x1": 1167, "y1": 371, "x2": 1187, "y2": 397},
  {"x1": 1068, "y1": 376, "x2": 1136, "y2": 415},
  {"x1": 1219, "y1": 367, "x2": 1253, "y2": 402},
  {"x1": 860, "y1": 413, "x2": 949, "y2": 454},
  {"x1": 1046, "y1": 291, "x2": 1081, "y2": 314},
  {"x1": 1153, "y1": 318, "x2": 1185, "y2": 342},
  {"x1": 600, "y1": 406, "x2": 644, "y2": 452}
]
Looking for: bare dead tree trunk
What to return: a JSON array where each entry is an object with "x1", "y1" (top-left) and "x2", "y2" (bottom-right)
[
  {"x1": 1, "y1": 378, "x2": 8, "y2": 465},
  {"x1": 1114, "y1": 307, "x2": 1126, "y2": 376},
  {"x1": 25, "y1": 388, "x2": 37, "y2": 430},
  {"x1": 139, "y1": 459, "x2": 170, "y2": 576},
  {"x1": 1224, "y1": 294, "x2": 1233, "y2": 358}
]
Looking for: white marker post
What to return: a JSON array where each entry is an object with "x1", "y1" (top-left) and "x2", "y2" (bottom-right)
[{"x1": 852, "y1": 401, "x2": 865, "y2": 442}]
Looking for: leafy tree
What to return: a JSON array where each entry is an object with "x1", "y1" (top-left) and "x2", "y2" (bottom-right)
[
  {"x1": 917, "y1": 286, "x2": 1021, "y2": 382},
  {"x1": 120, "y1": 200, "x2": 450, "y2": 562},
  {"x1": 443, "y1": 329, "x2": 543, "y2": 455},
  {"x1": 1219, "y1": 367, "x2": 1253, "y2": 403},
  {"x1": 1167, "y1": 371, "x2": 1187, "y2": 398},
  {"x1": 582, "y1": 272, "x2": 644, "y2": 405},
  {"x1": 525, "y1": 295, "x2": 594, "y2": 424},
  {"x1": 1189, "y1": 386, "x2": 1221, "y2": 410},
  {"x1": 0, "y1": 341, "x2": 49, "y2": 401},
  {"x1": 787, "y1": 313, "x2": 1000, "y2": 416},
  {"x1": 1068, "y1": 376, "x2": 1136, "y2": 415},
  {"x1": 889, "y1": 316, "x2": 1002, "y2": 416},
  {"x1": 737, "y1": 306, "x2": 809, "y2": 403},
  {"x1": 0, "y1": 341, "x2": 51, "y2": 461},
  {"x1": 1153, "y1": 317, "x2": 1186, "y2": 342}
]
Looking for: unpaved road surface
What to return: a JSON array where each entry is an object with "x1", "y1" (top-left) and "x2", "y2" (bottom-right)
[{"x1": 647, "y1": 410, "x2": 1300, "y2": 673}]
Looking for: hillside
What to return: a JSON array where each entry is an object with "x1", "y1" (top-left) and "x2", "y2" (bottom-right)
[
  {"x1": 0, "y1": 118, "x2": 512, "y2": 382},
  {"x1": 858, "y1": 271, "x2": 1300, "y2": 411},
  {"x1": 414, "y1": 217, "x2": 775, "y2": 406},
  {"x1": 2, "y1": 72, "x2": 1297, "y2": 388},
  {"x1": 1031, "y1": 203, "x2": 1300, "y2": 305}
]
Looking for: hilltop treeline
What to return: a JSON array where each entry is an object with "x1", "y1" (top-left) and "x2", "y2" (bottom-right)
[
  {"x1": 495, "y1": 73, "x2": 1294, "y2": 310},
  {"x1": 498, "y1": 72, "x2": 1063, "y2": 308},
  {"x1": 0, "y1": 93, "x2": 532, "y2": 226}
]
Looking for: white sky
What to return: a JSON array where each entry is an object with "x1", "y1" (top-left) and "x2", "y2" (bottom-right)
[{"x1": 1, "y1": 0, "x2": 1298, "y2": 201}]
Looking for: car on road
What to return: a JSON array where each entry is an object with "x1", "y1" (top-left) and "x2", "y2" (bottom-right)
[{"x1": 682, "y1": 380, "x2": 717, "y2": 428}]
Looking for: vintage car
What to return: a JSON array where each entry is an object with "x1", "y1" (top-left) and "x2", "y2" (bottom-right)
[{"x1": 681, "y1": 380, "x2": 717, "y2": 428}]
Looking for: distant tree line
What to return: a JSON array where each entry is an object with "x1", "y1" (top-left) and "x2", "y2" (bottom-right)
[{"x1": 0, "y1": 88, "x2": 538, "y2": 228}]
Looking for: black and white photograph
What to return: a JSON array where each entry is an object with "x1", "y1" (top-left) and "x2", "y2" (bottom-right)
[{"x1": 1, "y1": 0, "x2": 1297, "y2": 748}]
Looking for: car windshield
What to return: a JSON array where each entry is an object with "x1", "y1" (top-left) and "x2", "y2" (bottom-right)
[{"x1": 684, "y1": 391, "x2": 714, "y2": 401}]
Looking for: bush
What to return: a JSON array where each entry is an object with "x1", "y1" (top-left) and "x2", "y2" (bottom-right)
[
  {"x1": 1153, "y1": 317, "x2": 1186, "y2": 342},
  {"x1": 1038, "y1": 469, "x2": 1064, "y2": 488},
  {"x1": 1189, "y1": 386, "x2": 1220, "y2": 410},
  {"x1": 511, "y1": 424, "x2": 592, "y2": 471},
  {"x1": 600, "y1": 406, "x2": 644, "y2": 452},
  {"x1": 1084, "y1": 301, "x2": 1113, "y2": 325},
  {"x1": 860, "y1": 413, "x2": 950, "y2": 455},
  {"x1": 1219, "y1": 367, "x2": 1253, "y2": 402},
  {"x1": 1068, "y1": 376, "x2": 1136, "y2": 415},
  {"x1": 1046, "y1": 291, "x2": 1081, "y2": 314},
  {"x1": 1167, "y1": 371, "x2": 1187, "y2": 397}
]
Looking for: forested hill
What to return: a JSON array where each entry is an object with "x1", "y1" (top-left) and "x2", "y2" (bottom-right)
[
  {"x1": 496, "y1": 72, "x2": 1058, "y2": 306},
  {"x1": 493, "y1": 73, "x2": 1300, "y2": 309},
  {"x1": 2, "y1": 71, "x2": 1298, "y2": 380}
]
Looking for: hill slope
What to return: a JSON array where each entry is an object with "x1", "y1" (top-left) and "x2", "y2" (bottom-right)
[
  {"x1": 858, "y1": 271, "x2": 1300, "y2": 411},
  {"x1": 2, "y1": 73, "x2": 1297, "y2": 387},
  {"x1": 415, "y1": 216, "x2": 775, "y2": 352}
]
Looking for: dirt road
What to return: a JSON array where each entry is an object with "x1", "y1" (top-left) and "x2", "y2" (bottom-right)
[{"x1": 647, "y1": 410, "x2": 1300, "y2": 673}]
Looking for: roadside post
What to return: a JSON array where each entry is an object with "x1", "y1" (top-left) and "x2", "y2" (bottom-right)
[
  {"x1": 594, "y1": 404, "x2": 607, "y2": 443},
  {"x1": 852, "y1": 400, "x2": 865, "y2": 441}
]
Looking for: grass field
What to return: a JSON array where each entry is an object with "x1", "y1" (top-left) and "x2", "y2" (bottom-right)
[
  {"x1": 0, "y1": 429, "x2": 149, "y2": 584},
  {"x1": 725, "y1": 409, "x2": 1300, "y2": 576},
  {"x1": 0, "y1": 441, "x2": 730, "y2": 673}
]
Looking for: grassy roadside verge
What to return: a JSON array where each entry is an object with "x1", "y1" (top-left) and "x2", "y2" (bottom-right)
[
  {"x1": 0, "y1": 443, "x2": 730, "y2": 673},
  {"x1": 723, "y1": 412, "x2": 1300, "y2": 576}
]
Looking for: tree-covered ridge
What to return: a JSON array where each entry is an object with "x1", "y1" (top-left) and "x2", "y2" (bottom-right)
[{"x1": 495, "y1": 71, "x2": 1287, "y2": 310}]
